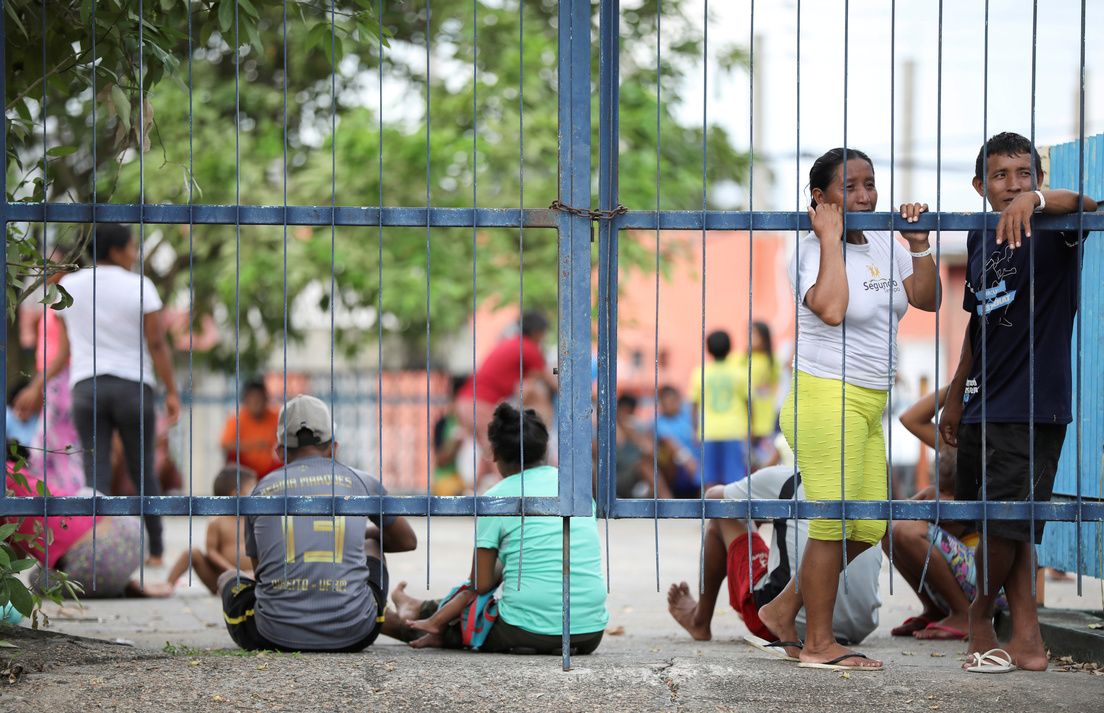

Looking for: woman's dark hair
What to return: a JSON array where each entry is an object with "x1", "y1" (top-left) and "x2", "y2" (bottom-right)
[
  {"x1": 751, "y1": 321, "x2": 774, "y2": 367},
  {"x1": 808, "y1": 148, "x2": 874, "y2": 207},
  {"x1": 91, "y1": 223, "x2": 133, "y2": 263},
  {"x1": 487, "y1": 402, "x2": 548, "y2": 468},
  {"x1": 974, "y1": 132, "x2": 1043, "y2": 181}
]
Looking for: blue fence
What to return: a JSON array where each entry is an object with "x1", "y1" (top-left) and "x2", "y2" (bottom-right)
[
  {"x1": 3, "y1": 0, "x2": 1104, "y2": 669},
  {"x1": 1039, "y1": 134, "x2": 1104, "y2": 578}
]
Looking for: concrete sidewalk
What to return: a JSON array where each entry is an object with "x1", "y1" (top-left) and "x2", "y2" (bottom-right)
[{"x1": 13, "y1": 516, "x2": 1104, "y2": 712}]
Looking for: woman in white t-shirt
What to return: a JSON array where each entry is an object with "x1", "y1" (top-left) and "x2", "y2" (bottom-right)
[
  {"x1": 21, "y1": 224, "x2": 180, "y2": 566},
  {"x1": 757, "y1": 148, "x2": 939, "y2": 671}
]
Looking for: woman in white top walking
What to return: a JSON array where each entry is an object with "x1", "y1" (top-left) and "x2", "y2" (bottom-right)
[
  {"x1": 758, "y1": 148, "x2": 939, "y2": 670},
  {"x1": 26, "y1": 224, "x2": 179, "y2": 565}
]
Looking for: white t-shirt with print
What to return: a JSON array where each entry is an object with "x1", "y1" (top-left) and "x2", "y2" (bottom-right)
[
  {"x1": 59, "y1": 265, "x2": 164, "y2": 388},
  {"x1": 788, "y1": 230, "x2": 913, "y2": 390}
]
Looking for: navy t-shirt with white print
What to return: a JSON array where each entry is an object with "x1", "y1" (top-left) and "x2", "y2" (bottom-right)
[{"x1": 961, "y1": 228, "x2": 1086, "y2": 425}]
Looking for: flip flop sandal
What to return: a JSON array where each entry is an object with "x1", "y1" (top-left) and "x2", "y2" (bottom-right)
[
  {"x1": 891, "y1": 615, "x2": 935, "y2": 636},
  {"x1": 965, "y1": 648, "x2": 1016, "y2": 673},
  {"x1": 742, "y1": 634, "x2": 803, "y2": 662},
  {"x1": 798, "y1": 653, "x2": 883, "y2": 671},
  {"x1": 913, "y1": 623, "x2": 969, "y2": 641}
]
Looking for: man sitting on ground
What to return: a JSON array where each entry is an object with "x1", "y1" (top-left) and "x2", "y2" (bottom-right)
[
  {"x1": 668, "y1": 464, "x2": 882, "y2": 649},
  {"x1": 219, "y1": 394, "x2": 417, "y2": 652}
]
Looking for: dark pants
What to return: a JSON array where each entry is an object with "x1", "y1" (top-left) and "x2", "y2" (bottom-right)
[{"x1": 72, "y1": 376, "x2": 163, "y2": 556}]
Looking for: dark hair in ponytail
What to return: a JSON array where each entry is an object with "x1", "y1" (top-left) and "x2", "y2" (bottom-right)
[
  {"x1": 487, "y1": 402, "x2": 549, "y2": 468},
  {"x1": 808, "y1": 147, "x2": 874, "y2": 207}
]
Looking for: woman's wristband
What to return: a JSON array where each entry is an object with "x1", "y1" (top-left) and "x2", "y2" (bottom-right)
[{"x1": 909, "y1": 246, "x2": 932, "y2": 258}]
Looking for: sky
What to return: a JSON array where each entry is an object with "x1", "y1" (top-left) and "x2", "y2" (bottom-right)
[{"x1": 671, "y1": 0, "x2": 1104, "y2": 212}]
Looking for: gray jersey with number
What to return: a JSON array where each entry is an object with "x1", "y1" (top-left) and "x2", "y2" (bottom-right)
[{"x1": 245, "y1": 455, "x2": 394, "y2": 650}]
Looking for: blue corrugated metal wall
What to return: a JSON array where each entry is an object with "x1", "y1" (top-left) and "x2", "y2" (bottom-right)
[{"x1": 1039, "y1": 134, "x2": 1104, "y2": 577}]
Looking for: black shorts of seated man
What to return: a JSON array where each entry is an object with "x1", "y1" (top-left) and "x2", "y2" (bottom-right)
[{"x1": 219, "y1": 394, "x2": 417, "y2": 652}]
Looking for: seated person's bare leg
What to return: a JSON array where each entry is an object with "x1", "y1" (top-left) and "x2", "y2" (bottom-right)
[
  {"x1": 886, "y1": 521, "x2": 969, "y2": 637},
  {"x1": 668, "y1": 485, "x2": 732, "y2": 641},
  {"x1": 125, "y1": 579, "x2": 174, "y2": 597}
]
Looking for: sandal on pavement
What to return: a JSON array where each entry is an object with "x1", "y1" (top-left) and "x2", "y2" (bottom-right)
[
  {"x1": 742, "y1": 634, "x2": 803, "y2": 662},
  {"x1": 913, "y1": 623, "x2": 968, "y2": 641},
  {"x1": 798, "y1": 653, "x2": 883, "y2": 671},
  {"x1": 965, "y1": 648, "x2": 1016, "y2": 674},
  {"x1": 891, "y1": 615, "x2": 934, "y2": 636}
]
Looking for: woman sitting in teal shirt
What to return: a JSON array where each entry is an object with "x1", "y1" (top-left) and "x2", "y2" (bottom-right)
[{"x1": 393, "y1": 402, "x2": 609, "y2": 654}]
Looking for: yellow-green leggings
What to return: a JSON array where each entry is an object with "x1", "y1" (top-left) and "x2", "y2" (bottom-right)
[{"x1": 779, "y1": 371, "x2": 888, "y2": 544}]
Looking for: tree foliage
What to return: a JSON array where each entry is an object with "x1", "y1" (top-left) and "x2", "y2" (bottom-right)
[{"x1": 6, "y1": 0, "x2": 748, "y2": 370}]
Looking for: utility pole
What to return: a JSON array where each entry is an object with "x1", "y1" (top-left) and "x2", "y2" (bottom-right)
[
  {"x1": 751, "y1": 34, "x2": 771, "y2": 211},
  {"x1": 900, "y1": 58, "x2": 915, "y2": 203}
]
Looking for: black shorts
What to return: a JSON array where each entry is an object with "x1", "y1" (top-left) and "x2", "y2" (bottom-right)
[
  {"x1": 955, "y1": 423, "x2": 1066, "y2": 544},
  {"x1": 221, "y1": 556, "x2": 390, "y2": 652}
]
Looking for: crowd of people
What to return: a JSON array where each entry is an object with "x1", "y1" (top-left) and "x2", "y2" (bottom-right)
[{"x1": 4, "y1": 132, "x2": 1097, "y2": 671}]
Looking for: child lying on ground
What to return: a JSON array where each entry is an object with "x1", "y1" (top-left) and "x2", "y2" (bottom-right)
[{"x1": 166, "y1": 466, "x2": 256, "y2": 593}]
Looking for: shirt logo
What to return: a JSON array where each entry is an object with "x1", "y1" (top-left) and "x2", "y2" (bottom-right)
[
  {"x1": 862, "y1": 263, "x2": 899, "y2": 293},
  {"x1": 974, "y1": 247, "x2": 1017, "y2": 326}
]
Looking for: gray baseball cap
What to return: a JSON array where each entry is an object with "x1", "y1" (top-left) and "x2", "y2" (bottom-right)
[{"x1": 276, "y1": 395, "x2": 334, "y2": 447}]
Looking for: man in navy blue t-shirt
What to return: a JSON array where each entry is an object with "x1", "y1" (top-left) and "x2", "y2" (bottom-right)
[{"x1": 940, "y1": 132, "x2": 1097, "y2": 673}]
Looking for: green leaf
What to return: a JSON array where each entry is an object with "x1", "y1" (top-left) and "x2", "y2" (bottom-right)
[
  {"x1": 7, "y1": 579, "x2": 33, "y2": 618},
  {"x1": 0, "y1": 641, "x2": 18, "y2": 648},
  {"x1": 237, "y1": 0, "x2": 259, "y2": 20},
  {"x1": 46, "y1": 145, "x2": 79, "y2": 157},
  {"x1": 6, "y1": 559, "x2": 35, "y2": 573},
  {"x1": 0, "y1": 549, "x2": 9, "y2": 569},
  {"x1": 218, "y1": 0, "x2": 234, "y2": 33},
  {"x1": 51, "y1": 283, "x2": 74, "y2": 311},
  {"x1": 305, "y1": 21, "x2": 328, "y2": 51},
  {"x1": 111, "y1": 84, "x2": 131, "y2": 131},
  {"x1": 0, "y1": 523, "x2": 16, "y2": 541}
]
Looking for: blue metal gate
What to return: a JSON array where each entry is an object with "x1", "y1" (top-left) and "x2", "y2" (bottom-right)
[{"x1": 3, "y1": 0, "x2": 1104, "y2": 670}]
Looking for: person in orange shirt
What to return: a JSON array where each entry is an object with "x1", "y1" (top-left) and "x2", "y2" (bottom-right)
[{"x1": 221, "y1": 379, "x2": 281, "y2": 478}]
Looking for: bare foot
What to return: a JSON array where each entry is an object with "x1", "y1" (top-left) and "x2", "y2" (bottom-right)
[
  {"x1": 666, "y1": 582, "x2": 712, "y2": 641},
  {"x1": 913, "y1": 613, "x2": 970, "y2": 640},
  {"x1": 800, "y1": 641, "x2": 883, "y2": 669},
  {"x1": 126, "y1": 580, "x2": 174, "y2": 598},
  {"x1": 391, "y1": 581, "x2": 425, "y2": 624},
  {"x1": 408, "y1": 615, "x2": 447, "y2": 636},
  {"x1": 756, "y1": 598, "x2": 802, "y2": 659},
  {"x1": 963, "y1": 612, "x2": 1001, "y2": 668},
  {"x1": 408, "y1": 629, "x2": 444, "y2": 649},
  {"x1": 145, "y1": 556, "x2": 164, "y2": 568},
  {"x1": 1005, "y1": 646, "x2": 1048, "y2": 671}
]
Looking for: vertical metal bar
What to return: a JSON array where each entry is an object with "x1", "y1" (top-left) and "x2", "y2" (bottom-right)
[
  {"x1": 517, "y1": 0, "x2": 527, "y2": 590},
  {"x1": 233, "y1": 0, "x2": 242, "y2": 589},
  {"x1": 556, "y1": 0, "x2": 590, "y2": 521},
  {"x1": 561, "y1": 516, "x2": 571, "y2": 670},
  {"x1": 280, "y1": 0, "x2": 291, "y2": 591},
  {"x1": 470, "y1": 0, "x2": 479, "y2": 586},
  {"x1": 90, "y1": 0, "x2": 98, "y2": 591},
  {"x1": 556, "y1": 0, "x2": 595, "y2": 672},
  {"x1": 791, "y1": 0, "x2": 802, "y2": 597},
  {"x1": 39, "y1": 0, "x2": 49, "y2": 580},
  {"x1": 745, "y1": 0, "x2": 756, "y2": 594},
  {"x1": 186, "y1": 0, "x2": 196, "y2": 584},
  {"x1": 595, "y1": 0, "x2": 618, "y2": 596},
  {"x1": 1027, "y1": 0, "x2": 1038, "y2": 595},
  {"x1": 138, "y1": 0, "x2": 147, "y2": 589},
  {"x1": 377, "y1": 0, "x2": 385, "y2": 579},
  {"x1": 886, "y1": 0, "x2": 896, "y2": 597},
  {"x1": 1075, "y1": 0, "x2": 1087, "y2": 594},
  {"x1": 697, "y1": 0, "x2": 708, "y2": 596},
  {"x1": 329, "y1": 0, "x2": 339, "y2": 571},
  {"x1": 980, "y1": 0, "x2": 990, "y2": 596},
  {"x1": 839, "y1": 0, "x2": 850, "y2": 593},
  {"x1": 651, "y1": 0, "x2": 662, "y2": 588}
]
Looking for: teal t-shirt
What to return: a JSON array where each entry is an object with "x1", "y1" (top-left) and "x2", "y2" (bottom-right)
[{"x1": 475, "y1": 466, "x2": 610, "y2": 636}]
